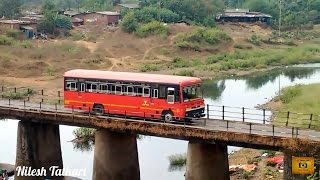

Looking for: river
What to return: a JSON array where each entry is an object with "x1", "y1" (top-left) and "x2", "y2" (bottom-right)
[{"x1": 1, "y1": 64, "x2": 320, "y2": 180}]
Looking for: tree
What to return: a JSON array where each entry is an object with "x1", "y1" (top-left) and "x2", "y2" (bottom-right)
[
  {"x1": 38, "y1": 0, "x2": 72, "y2": 34},
  {"x1": 0, "y1": 0, "x2": 21, "y2": 19},
  {"x1": 42, "y1": 0, "x2": 56, "y2": 12},
  {"x1": 121, "y1": 11, "x2": 139, "y2": 33}
]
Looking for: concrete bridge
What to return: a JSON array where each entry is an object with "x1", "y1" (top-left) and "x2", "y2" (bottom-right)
[{"x1": 1, "y1": 87, "x2": 320, "y2": 180}]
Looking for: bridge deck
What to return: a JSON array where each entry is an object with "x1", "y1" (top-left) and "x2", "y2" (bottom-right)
[{"x1": 0, "y1": 99, "x2": 320, "y2": 153}]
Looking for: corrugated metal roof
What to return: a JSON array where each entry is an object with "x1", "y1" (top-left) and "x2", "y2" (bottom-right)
[
  {"x1": 117, "y1": 3, "x2": 140, "y2": 9},
  {"x1": 97, "y1": 11, "x2": 121, "y2": 16},
  {"x1": 20, "y1": 26, "x2": 33, "y2": 30}
]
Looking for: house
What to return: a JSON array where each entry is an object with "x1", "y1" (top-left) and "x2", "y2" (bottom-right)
[
  {"x1": 114, "y1": 3, "x2": 140, "y2": 13},
  {"x1": 71, "y1": 17, "x2": 84, "y2": 26},
  {"x1": 0, "y1": 20, "x2": 20, "y2": 30},
  {"x1": 216, "y1": 9, "x2": 272, "y2": 25},
  {"x1": 66, "y1": 11, "x2": 121, "y2": 26},
  {"x1": 0, "y1": 20, "x2": 37, "y2": 38},
  {"x1": 96, "y1": 11, "x2": 121, "y2": 25}
]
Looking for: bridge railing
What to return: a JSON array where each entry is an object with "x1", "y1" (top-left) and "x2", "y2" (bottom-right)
[
  {"x1": 1, "y1": 87, "x2": 320, "y2": 137},
  {"x1": 2, "y1": 98, "x2": 319, "y2": 140}
]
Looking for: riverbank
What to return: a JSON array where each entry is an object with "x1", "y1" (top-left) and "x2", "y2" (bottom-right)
[
  {"x1": 259, "y1": 83, "x2": 320, "y2": 127},
  {"x1": 150, "y1": 43, "x2": 320, "y2": 79}
]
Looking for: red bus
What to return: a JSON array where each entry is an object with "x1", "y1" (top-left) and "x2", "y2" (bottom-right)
[{"x1": 63, "y1": 69, "x2": 205, "y2": 122}]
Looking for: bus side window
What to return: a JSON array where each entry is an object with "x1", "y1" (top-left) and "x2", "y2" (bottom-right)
[
  {"x1": 115, "y1": 85, "x2": 122, "y2": 95},
  {"x1": 92, "y1": 84, "x2": 98, "y2": 92},
  {"x1": 136, "y1": 87, "x2": 143, "y2": 96},
  {"x1": 66, "y1": 81, "x2": 77, "y2": 91},
  {"x1": 108, "y1": 84, "x2": 115, "y2": 94},
  {"x1": 143, "y1": 87, "x2": 150, "y2": 97},
  {"x1": 127, "y1": 86, "x2": 135, "y2": 96},
  {"x1": 86, "y1": 83, "x2": 98, "y2": 92},
  {"x1": 152, "y1": 89, "x2": 158, "y2": 98},
  {"x1": 159, "y1": 86, "x2": 166, "y2": 98},
  {"x1": 100, "y1": 84, "x2": 108, "y2": 93}
]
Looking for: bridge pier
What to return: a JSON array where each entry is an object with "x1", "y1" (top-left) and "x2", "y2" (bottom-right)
[
  {"x1": 92, "y1": 129, "x2": 140, "y2": 180},
  {"x1": 15, "y1": 121, "x2": 63, "y2": 180},
  {"x1": 185, "y1": 141, "x2": 229, "y2": 180}
]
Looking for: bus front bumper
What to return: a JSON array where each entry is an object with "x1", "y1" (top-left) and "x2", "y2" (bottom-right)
[{"x1": 185, "y1": 107, "x2": 205, "y2": 118}]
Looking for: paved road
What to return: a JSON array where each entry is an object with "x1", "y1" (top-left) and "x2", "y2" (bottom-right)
[{"x1": 1, "y1": 99, "x2": 320, "y2": 142}]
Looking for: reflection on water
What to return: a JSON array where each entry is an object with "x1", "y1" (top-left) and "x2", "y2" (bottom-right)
[
  {"x1": 72, "y1": 141, "x2": 94, "y2": 152},
  {"x1": 168, "y1": 165, "x2": 185, "y2": 172},
  {"x1": 202, "y1": 80, "x2": 226, "y2": 101},
  {"x1": 202, "y1": 66, "x2": 320, "y2": 101}
]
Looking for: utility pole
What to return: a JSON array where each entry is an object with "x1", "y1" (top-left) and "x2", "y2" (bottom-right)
[{"x1": 278, "y1": 0, "x2": 282, "y2": 37}]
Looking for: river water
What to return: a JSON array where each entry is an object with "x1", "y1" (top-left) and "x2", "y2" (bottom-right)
[{"x1": 1, "y1": 64, "x2": 320, "y2": 180}]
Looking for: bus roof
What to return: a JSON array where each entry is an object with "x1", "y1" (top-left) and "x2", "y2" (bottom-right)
[{"x1": 64, "y1": 69, "x2": 201, "y2": 85}]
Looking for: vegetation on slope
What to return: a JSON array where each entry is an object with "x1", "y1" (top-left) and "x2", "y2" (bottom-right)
[
  {"x1": 273, "y1": 84, "x2": 320, "y2": 128},
  {"x1": 139, "y1": 44, "x2": 320, "y2": 75},
  {"x1": 175, "y1": 28, "x2": 232, "y2": 51}
]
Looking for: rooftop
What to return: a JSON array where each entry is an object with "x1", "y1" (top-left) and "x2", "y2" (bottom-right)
[
  {"x1": 225, "y1": 9, "x2": 250, "y2": 13},
  {"x1": 97, "y1": 11, "x2": 121, "y2": 16},
  {"x1": 0, "y1": 20, "x2": 20, "y2": 24},
  {"x1": 64, "y1": 69, "x2": 201, "y2": 85},
  {"x1": 218, "y1": 9, "x2": 272, "y2": 18},
  {"x1": 116, "y1": 3, "x2": 140, "y2": 9}
]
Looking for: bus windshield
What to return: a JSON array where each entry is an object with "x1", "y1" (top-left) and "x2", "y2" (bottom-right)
[{"x1": 182, "y1": 85, "x2": 201, "y2": 101}]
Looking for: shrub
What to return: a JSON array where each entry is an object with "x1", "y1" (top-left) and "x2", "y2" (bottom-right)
[
  {"x1": 140, "y1": 64, "x2": 160, "y2": 72},
  {"x1": 175, "y1": 69, "x2": 194, "y2": 76},
  {"x1": 280, "y1": 85, "x2": 302, "y2": 104},
  {"x1": 135, "y1": 21, "x2": 169, "y2": 38},
  {"x1": 247, "y1": 34, "x2": 262, "y2": 46},
  {"x1": 135, "y1": 7, "x2": 180, "y2": 23},
  {"x1": 55, "y1": 15, "x2": 72, "y2": 30},
  {"x1": 72, "y1": 128, "x2": 96, "y2": 142},
  {"x1": 0, "y1": 35, "x2": 15, "y2": 46},
  {"x1": 121, "y1": 11, "x2": 139, "y2": 33},
  {"x1": 6, "y1": 29, "x2": 23, "y2": 39},
  {"x1": 175, "y1": 28, "x2": 232, "y2": 50}
]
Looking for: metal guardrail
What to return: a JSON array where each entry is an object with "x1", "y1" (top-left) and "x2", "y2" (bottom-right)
[{"x1": 0, "y1": 87, "x2": 320, "y2": 141}]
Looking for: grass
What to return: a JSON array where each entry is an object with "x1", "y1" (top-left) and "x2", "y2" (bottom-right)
[
  {"x1": 27, "y1": 41, "x2": 89, "y2": 60},
  {"x1": 1, "y1": 89, "x2": 36, "y2": 99},
  {"x1": 274, "y1": 84, "x2": 320, "y2": 128}
]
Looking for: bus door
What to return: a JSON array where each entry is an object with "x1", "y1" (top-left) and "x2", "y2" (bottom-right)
[{"x1": 77, "y1": 83, "x2": 85, "y2": 109}]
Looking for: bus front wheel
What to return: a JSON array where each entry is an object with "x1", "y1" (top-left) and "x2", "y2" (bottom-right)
[
  {"x1": 93, "y1": 104, "x2": 104, "y2": 115},
  {"x1": 162, "y1": 111, "x2": 174, "y2": 123}
]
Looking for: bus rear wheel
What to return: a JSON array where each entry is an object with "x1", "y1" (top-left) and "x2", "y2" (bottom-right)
[
  {"x1": 163, "y1": 111, "x2": 174, "y2": 123},
  {"x1": 93, "y1": 104, "x2": 104, "y2": 115}
]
